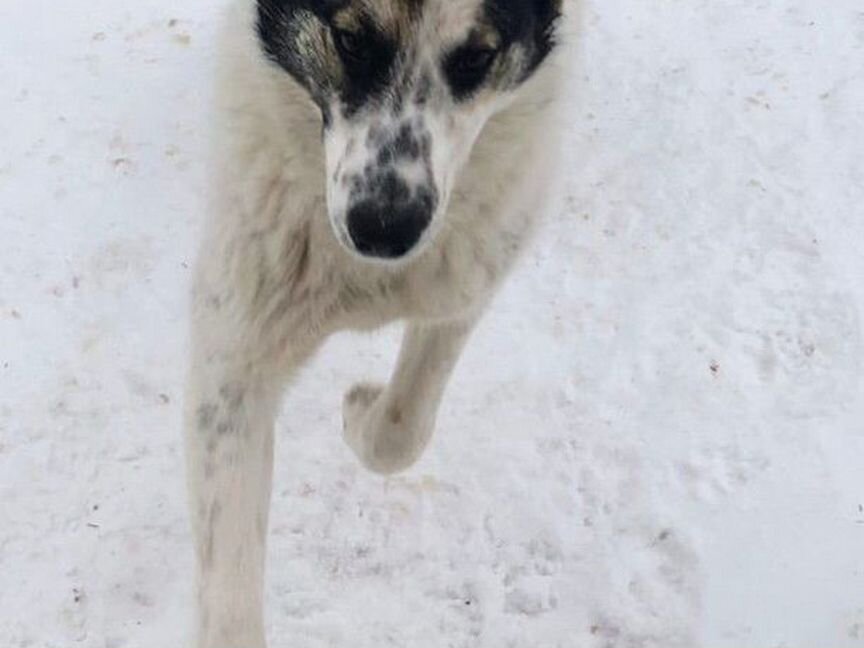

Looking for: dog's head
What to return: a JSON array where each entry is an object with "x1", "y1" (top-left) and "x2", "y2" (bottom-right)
[{"x1": 258, "y1": 0, "x2": 563, "y2": 261}]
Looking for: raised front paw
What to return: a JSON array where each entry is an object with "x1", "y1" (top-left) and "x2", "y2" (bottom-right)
[
  {"x1": 342, "y1": 381, "x2": 384, "y2": 456},
  {"x1": 341, "y1": 382, "x2": 427, "y2": 475}
]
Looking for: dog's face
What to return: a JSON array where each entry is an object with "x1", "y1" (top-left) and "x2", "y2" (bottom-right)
[{"x1": 258, "y1": 0, "x2": 563, "y2": 261}]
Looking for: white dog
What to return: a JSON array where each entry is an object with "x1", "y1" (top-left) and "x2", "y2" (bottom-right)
[{"x1": 185, "y1": 0, "x2": 575, "y2": 645}]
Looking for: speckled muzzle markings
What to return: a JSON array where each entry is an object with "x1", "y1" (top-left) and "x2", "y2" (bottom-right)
[
  {"x1": 324, "y1": 84, "x2": 441, "y2": 260},
  {"x1": 323, "y1": 72, "x2": 508, "y2": 264}
]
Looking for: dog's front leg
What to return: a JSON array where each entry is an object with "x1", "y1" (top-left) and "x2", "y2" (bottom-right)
[
  {"x1": 185, "y1": 349, "x2": 284, "y2": 648},
  {"x1": 343, "y1": 317, "x2": 476, "y2": 475}
]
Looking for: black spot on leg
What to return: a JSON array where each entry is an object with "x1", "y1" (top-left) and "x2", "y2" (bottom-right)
[
  {"x1": 198, "y1": 385, "x2": 245, "y2": 436},
  {"x1": 387, "y1": 405, "x2": 403, "y2": 425},
  {"x1": 201, "y1": 502, "x2": 222, "y2": 570},
  {"x1": 197, "y1": 403, "x2": 218, "y2": 430},
  {"x1": 204, "y1": 294, "x2": 222, "y2": 311},
  {"x1": 219, "y1": 382, "x2": 246, "y2": 411}
]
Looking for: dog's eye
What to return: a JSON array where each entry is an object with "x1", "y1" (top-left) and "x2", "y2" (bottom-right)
[
  {"x1": 454, "y1": 48, "x2": 496, "y2": 75},
  {"x1": 333, "y1": 28, "x2": 366, "y2": 63},
  {"x1": 444, "y1": 46, "x2": 498, "y2": 99}
]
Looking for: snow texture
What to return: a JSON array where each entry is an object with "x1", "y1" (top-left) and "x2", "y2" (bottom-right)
[{"x1": 1, "y1": 0, "x2": 863, "y2": 646}]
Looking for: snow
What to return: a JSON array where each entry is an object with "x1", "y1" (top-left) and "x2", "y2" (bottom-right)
[{"x1": 1, "y1": 0, "x2": 863, "y2": 646}]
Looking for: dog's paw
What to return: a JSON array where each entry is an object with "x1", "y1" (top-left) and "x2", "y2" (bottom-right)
[
  {"x1": 342, "y1": 382, "x2": 384, "y2": 457},
  {"x1": 343, "y1": 382, "x2": 429, "y2": 475}
]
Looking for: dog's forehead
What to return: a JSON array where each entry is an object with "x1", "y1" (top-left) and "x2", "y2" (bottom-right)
[
  {"x1": 420, "y1": 0, "x2": 488, "y2": 40},
  {"x1": 337, "y1": 0, "x2": 487, "y2": 43}
]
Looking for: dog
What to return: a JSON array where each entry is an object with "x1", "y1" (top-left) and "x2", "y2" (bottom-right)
[{"x1": 184, "y1": 0, "x2": 575, "y2": 645}]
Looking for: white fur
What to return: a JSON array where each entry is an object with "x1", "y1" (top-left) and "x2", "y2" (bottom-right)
[{"x1": 185, "y1": 1, "x2": 577, "y2": 646}]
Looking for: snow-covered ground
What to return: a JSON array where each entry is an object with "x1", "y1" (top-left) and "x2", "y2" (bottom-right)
[{"x1": 1, "y1": 0, "x2": 863, "y2": 646}]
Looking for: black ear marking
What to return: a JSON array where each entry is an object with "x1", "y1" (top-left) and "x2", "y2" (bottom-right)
[
  {"x1": 483, "y1": 0, "x2": 563, "y2": 80},
  {"x1": 441, "y1": 0, "x2": 563, "y2": 100},
  {"x1": 484, "y1": 0, "x2": 563, "y2": 46},
  {"x1": 257, "y1": 0, "x2": 399, "y2": 117},
  {"x1": 532, "y1": 0, "x2": 564, "y2": 58},
  {"x1": 257, "y1": 0, "x2": 333, "y2": 99}
]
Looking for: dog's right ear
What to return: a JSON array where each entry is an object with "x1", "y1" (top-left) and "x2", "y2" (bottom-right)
[
  {"x1": 534, "y1": 0, "x2": 563, "y2": 31},
  {"x1": 536, "y1": 0, "x2": 564, "y2": 12},
  {"x1": 532, "y1": 0, "x2": 564, "y2": 56},
  {"x1": 257, "y1": 0, "x2": 341, "y2": 109}
]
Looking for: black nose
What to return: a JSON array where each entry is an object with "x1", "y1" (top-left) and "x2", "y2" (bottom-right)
[{"x1": 347, "y1": 201, "x2": 432, "y2": 259}]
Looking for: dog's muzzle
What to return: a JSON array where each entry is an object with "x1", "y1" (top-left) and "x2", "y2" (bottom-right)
[
  {"x1": 328, "y1": 116, "x2": 442, "y2": 260},
  {"x1": 343, "y1": 171, "x2": 438, "y2": 259}
]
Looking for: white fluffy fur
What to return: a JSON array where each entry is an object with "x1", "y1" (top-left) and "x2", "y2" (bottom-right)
[{"x1": 185, "y1": 1, "x2": 577, "y2": 646}]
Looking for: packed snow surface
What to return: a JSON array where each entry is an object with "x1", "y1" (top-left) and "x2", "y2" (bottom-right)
[{"x1": 1, "y1": 0, "x2": 863, "y2": 646}]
